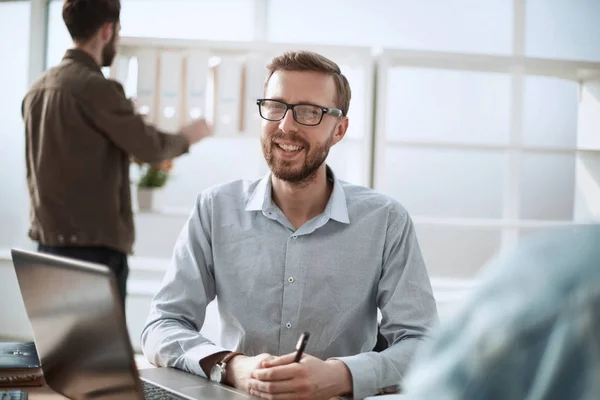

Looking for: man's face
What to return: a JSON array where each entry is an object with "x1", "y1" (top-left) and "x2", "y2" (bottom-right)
[
  {"x1": 101, "y1": 22, "x2": 120, "y2": 67},
  {"x1": 260, "y1": 70, "x2": 347, "y2": 184}
]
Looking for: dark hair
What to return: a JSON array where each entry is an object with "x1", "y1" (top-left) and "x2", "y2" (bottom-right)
[
  {"x1": 62, "y1": 0, "x2": 121, "y2": 42},
  {"x1": 266, "y1": 50, "x2": 351, "y2": 116}
]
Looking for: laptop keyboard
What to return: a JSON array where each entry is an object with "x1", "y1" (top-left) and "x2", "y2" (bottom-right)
[
  {"x1": 142, "y1": 380, "x2": 184, "y2": 400},
  {"x1": 0, "y1": 391, "x2": 28, "y2": 400}
]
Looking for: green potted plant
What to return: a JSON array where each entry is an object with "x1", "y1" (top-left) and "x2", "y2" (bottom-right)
[{"x1": 136, "y1": 160, "x2": 172, "y2": 211}]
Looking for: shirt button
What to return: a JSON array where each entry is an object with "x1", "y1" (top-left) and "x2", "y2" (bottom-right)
[
  {"x1": 286, "y1": 322, "x2": 292, "y2": 329},
  {"x1": 57, "y1": 234, "x2": 65, "y2": 243},
  {"x1": 70, "y1": 235, "x2": 77, "y2": 243},
  {"x1": 287, "y1": 277, "x2": 294, "y2": 283}
]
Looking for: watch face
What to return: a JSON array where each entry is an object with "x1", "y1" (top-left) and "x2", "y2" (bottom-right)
[{"x1": 210, "y1": 364, "x2": 224, "y2": 383}]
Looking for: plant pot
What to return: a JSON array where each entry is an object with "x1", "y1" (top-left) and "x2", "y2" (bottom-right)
[{"x1": 137, "y1": 187, "x2": 164, "y2": 212}]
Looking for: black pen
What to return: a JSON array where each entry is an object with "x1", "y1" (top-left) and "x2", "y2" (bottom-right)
[{"x1": 293, "y1": 332, "x2": 310, "y2": 362}]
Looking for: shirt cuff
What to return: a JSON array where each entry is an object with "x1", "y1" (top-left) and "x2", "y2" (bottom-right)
[
  {"x1": 330, "y1": 354, "x2": 378, "y2": 400},
  {"x1": 183, "y1": 343, "x2": 229, "y2": 378}
]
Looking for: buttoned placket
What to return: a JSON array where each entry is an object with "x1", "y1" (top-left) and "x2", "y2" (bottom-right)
[
  {"x1": 279, "y1": 232, "x2": 303, "y2": 348},
  {"x1": 261, "y1": 203, "x2": 333, "y2": 352}
]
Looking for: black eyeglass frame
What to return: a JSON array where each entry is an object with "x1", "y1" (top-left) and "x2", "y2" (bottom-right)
[{"x1": 256, "y1": 98, "x2": 344, "y2": 126}]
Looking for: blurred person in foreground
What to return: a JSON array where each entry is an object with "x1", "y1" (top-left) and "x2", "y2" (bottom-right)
[
  {"x1": 403, "y1": 224, "x2": 600, "y2": 399},
  {"x1": 21, "y1": 0, "x2": 211, "y2": 307},
  {"x1": 141, "y1": 50, "x2": 438, "y2": 400}
]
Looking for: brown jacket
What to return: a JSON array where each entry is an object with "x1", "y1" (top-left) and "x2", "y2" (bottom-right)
[{"x1": 22, "y1": 49, "x2": 189, "y2": 254}]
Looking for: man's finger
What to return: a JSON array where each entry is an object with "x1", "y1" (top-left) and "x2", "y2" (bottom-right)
[
  {"x1": 261, "y1": 352, "x2": 296, "y2": 368},
  {"x1": 247, "y1": 378, "x2": 293, "y2": 394},
  {"x1": 252, "y1": 364, "x2": 298, "y2": 381},
  {"x1": 248, "y1": 388, "x2": 298, "y2": 400},
  {"x1": 257, "y1": 354, "x2": 276, "y2": 368}
]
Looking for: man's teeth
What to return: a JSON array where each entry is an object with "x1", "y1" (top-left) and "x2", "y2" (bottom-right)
[{"x1": 278, "y1": 144, "x2": 302, "y2": 152}]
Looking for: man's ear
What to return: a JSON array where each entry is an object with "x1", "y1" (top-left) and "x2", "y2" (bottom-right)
[
  {"x1": 336, "y1": 117, "x2": 349, "y2": 138},
  {"x1": 331, "y1": 117, "x2": 349, "y2": 146},
  {"x1": 100, "y1": 22, "x2": 115, "y2": 42}
]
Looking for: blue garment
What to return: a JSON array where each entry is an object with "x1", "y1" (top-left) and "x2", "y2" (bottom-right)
[
  {"x1": 403, "y1": 225, "x2": 600, "y2": 400},
  {"x1": 141, "y1": 166, "x2": 438, "y2": 399}
]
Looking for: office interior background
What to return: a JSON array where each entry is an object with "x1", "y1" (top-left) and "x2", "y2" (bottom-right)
[{"x1": 1, "y1": 0, "x2": 599, "y2": 352}]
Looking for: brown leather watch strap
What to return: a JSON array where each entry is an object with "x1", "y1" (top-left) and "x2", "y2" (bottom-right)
[
  {"x1": 219, "y1": 351, "x2": 243, "y2": 366},
  {"x1": 219, "y1": 351, "x2": 243, "y2": 385}
]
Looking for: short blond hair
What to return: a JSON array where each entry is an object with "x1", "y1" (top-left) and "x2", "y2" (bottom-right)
[{"x1": 265, "y1": 50, "x2": 351, "y2": 116}]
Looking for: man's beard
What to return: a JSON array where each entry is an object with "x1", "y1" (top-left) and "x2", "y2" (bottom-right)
[
  {"x1": 101, "y1": 27, "x2": 117, "y2": 67},
  {"x1": 262, "y1": 129, "x2": 335, "y2": 184}
]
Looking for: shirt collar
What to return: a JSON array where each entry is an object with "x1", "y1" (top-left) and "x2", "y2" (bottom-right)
[
  {"x1": 245, "y1": 165, "x2": 350, "y2": 224},
  {"x1": 62, "y1": 48, "x2": 103, "y2": 75},
  {"x1": 245, "y1": 173, "x2": 272, "y2": 212}
]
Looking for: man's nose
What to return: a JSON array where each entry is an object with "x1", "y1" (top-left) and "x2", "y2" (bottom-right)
[{"x1": 278, "y1": 109, "x2": 299, "y2": 133}]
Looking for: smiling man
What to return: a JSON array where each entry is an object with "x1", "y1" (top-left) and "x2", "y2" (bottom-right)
[{"x1": 141, "y1": 50, "x2": 438, "y2": 400}]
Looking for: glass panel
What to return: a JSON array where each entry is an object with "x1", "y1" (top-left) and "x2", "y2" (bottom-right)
[
  {"x1": 47, "y1": 0, "x2": 255, "y2": 68},
  {"x1": 268, "y1": 0, "x2": 513, "y2": 54},
  {"x1": 326, "y1": 140, "x2": 367, "y2": 186},
  {"x1": 385, "y1": 68, "x2": 511, "y2": 146},
  {"x1": 381, "y1": 148, "x2": 507, "y2": 218},
  {"x1": 339, "y1": 64, "x2": 366, "y2": 141},
  {"x1": 573, "y1": 152, "x2": 600, "y2": 221},
  {"x1": 522, "y1": 76, "x2": 578, "y2": 148},
  {"x1": 0, "y1": 2, "x2": 31, "y2": 249},
  {"x1": 415, "y1": 224, "x2": 502, "y2": 278},
  {"x1": 526, "y1": 0, "x2": 600, "y2": 62},
  {"x1": 519, "y1": 153, "x2": 576, "y2": 220},
  {"x1": 578, "y1": 82, "x2": 600, "y2": 150}
]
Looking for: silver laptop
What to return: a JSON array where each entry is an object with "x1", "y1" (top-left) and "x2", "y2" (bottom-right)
[{"x1": 11, "y1": 248, "x2": 254, "y2": 400}]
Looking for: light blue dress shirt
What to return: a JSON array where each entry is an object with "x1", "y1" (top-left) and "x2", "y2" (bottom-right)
[
  {"x1": 141, "y1": 166, "x2": 438, "y2": 399},
  {"x1": 403, "y1": 224, "x2": 600, "y2": 400}
]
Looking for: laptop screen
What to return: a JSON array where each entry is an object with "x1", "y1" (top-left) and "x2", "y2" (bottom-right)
[{"x1": 11, "y1": 249, "x2": 144, "y2": 400}]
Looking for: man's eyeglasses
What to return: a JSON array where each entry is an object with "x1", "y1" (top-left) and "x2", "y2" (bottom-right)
[{"x1": 256, "y1": 99, "x2": 343, "y2": 126}]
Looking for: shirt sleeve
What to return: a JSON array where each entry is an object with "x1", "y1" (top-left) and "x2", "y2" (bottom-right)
[
  {"x1": 140, "y1": 192, "x2": 227, "y2": 377},
  {"x1": 79, "y1": 78, "x2": 190, "y2": 163},
  {"x1": 333, "y1": 208, "x2": 439, "y2": 399}
]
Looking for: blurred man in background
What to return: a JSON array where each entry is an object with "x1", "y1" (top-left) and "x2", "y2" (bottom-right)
[
  {"x1": 21, "y1": 0, "x2": 211, "y2": 307},
  {"x1": 403, "y1": 225, "x2": 600, "y2": 399}
]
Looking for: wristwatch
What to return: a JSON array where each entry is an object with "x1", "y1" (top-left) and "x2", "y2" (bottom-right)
[{"x1": 209, "y1": 352, "x2": 242, "y2": 384}]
